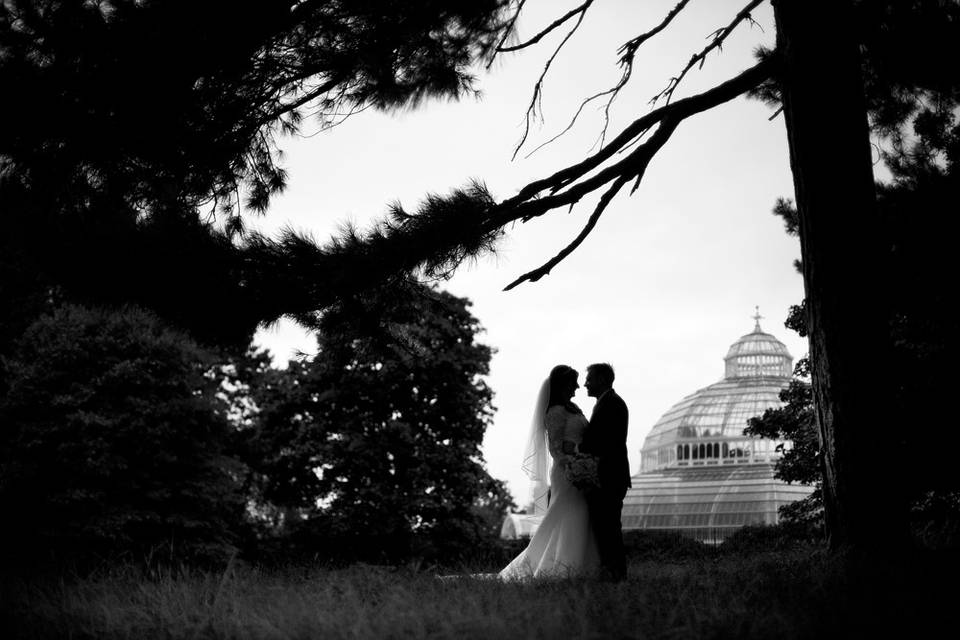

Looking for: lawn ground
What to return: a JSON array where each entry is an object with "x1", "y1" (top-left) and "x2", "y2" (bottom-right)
[{"x1": 3, "y1": 546, "x2": 956, "y2": 639}]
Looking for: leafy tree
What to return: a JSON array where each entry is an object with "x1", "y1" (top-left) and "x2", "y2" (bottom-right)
[
  {"x1": 0, "y1": 0, "x2": 513, "y2": 353},
  {"x1": 745, "y1": 359, "x2": 822, "y2": 528},
  {"x1": 0, "y1": 305, "x2": 245, "y2": 566},
  {"x1": 746, "y1": 361, "x2": 818, "y2": 487},
  {"x1": 0, "y1": 191, "x2": 266, "y2": 352},
  {"x1": 0, "y1": 0, "x2": 512, "y2": 215},
  {"x1": 237, "y1": 283, "x2": 512, "y2": 562}
]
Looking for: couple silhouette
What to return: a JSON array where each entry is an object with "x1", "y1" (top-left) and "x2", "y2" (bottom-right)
[{"x1": 500, "y1": 363, "x2": 631, "y2": 581}]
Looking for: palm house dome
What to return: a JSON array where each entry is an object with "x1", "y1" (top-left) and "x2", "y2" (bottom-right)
[{"x1": 622, "y1": 312, "x2": 814, "y2": 542}]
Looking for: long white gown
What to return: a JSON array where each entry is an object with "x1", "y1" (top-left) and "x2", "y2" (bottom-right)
[{"x1": 499, "y1": 405, "x2": 601, "y2": 579}]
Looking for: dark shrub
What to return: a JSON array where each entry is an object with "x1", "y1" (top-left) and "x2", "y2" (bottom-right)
[
  {"x1": 721, "y1": 521, "x2": 824, "y2": 554},
  {"x1": 0, "y1": 305, "x2": 245, "y2": 569},
  {"x1": 910, "y1": 490, "x2": 960, "y2": 550},
  {"x1": 622, "y1": 530, "x2": 712, "y2": 561}
]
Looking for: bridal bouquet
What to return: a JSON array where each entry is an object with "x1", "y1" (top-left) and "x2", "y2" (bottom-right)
[{"x1": 565, "y1": 453, "x2": 600, "y2": 491}]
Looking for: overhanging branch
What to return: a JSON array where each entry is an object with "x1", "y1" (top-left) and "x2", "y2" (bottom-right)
[
  {"x1": 651, "y1": 0, "x2": 766, "y2": 105},
  {"x1": 243, "y1": 59, "x2": 775, "y2": 315},
  {"x1": 490, "y1": 59, "x2": 772, "y2": 289},
  {"x1": 523, "y1": 0, "x2": 695, "y2": 155},
  {"x1": 509, "y1": 1, "x2": 594, "y2": 160},
  {"x1": 497, "y1": 1, "x2": 594, "y2": 53},
  {"x1": 497, "y1": 58, "x2": 774, "y2": 216}
]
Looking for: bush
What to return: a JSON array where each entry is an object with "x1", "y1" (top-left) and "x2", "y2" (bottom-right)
[
  {"x1": 721, "y1": 522, "x2": 824, "y2": 554},
  {"x1": 910, "y1": 490, "x2": 960, "y2": 550},
  {"x1": 0, "y1": 304, "x2": 246, "y2": 569},
  {"x1": 622, "y1": 529, "x2": 712, "y2": 561}
]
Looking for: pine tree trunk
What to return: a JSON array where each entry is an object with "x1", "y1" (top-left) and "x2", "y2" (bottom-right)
[{"x1": 773, "y1": 0, "x2": 909, "y2": 551}]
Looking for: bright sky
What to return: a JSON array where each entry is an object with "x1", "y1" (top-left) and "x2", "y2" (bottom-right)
[{"x1": 249, "y1": 0, "x2": 808, "y2": 506}]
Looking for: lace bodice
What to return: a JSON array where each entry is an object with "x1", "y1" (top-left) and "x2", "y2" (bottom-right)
[{"x1": 545, "y1": 405, "x2": 589, "y2": 463}]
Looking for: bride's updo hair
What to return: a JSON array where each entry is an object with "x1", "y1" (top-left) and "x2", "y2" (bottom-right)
[{"x1": 548, "y1": 364, "x2": 581, "y2": 413}]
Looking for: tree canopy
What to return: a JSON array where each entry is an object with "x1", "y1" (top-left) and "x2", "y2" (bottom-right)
[
  {"x1": 0, "y1": 0, "x2": 513, "y2": 350},
  {"x1": 235, "y1": 283, "x2": 512, "y2": 562},
  {"x1": 1, "y1": 0, "x2": 512, "y2": 215},
  {"x1": 0, "y1": 305, "x2": 246, "y2": 566}
]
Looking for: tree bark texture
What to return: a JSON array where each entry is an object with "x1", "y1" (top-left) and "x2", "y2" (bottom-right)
[{"x1": 773, "y1": 0, "x2": 908, "y2": 551}]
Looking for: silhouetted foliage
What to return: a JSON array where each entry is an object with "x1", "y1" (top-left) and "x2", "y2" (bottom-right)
[
  {"x1": 0, "y1": 184, "x2": 267, "y2": 353},
  {"x1": 752, "y1": 155, "x2": 960, "y2": 538},
  {"x1": 879, "y1": 167, "x2": 960, "y2": 488},
  {"x1": 237, "y1": 283, "x2": 513, "y2": 563},
  {"x1": 910, "y1": 490, "x2": 960, "y2": 550},
  {"x1": 746, "y1": 372, "x2": 818, "y2": 485},
  {"x1": 621, "y1": 530, "x2": 711, "y2": 561},
  {"x1": 0, "y1": 0, "x2": 512, "y2": 215},
  {"x1": 745, "y1": 358, "x2": 823, "y2": 529},
  {"x1": 240, "y1": 181, "x2": 503, "y2": 336},
  {"x1": 0, "y1": 305, "x2": 246, "y2": 568},
  {"x1": 749, "y1": 0, "x2": 960, "y2": 175},
  {"x1": 0, "y1": 0, "x2": 513, "y2": 354},
  {"x1": 720, "y1": 521, "x2": 823, "y2": 553}
]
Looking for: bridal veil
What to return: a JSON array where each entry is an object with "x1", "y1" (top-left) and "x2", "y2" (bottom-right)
[{"x1": 521, "y1": 377, "x2": 551, "y2": 514}]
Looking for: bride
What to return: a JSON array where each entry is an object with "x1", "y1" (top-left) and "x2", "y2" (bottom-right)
[{"x1": 500, "y1": 365, "x2": 600, "y2": 579}]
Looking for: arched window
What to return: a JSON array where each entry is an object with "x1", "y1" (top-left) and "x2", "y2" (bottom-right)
[
  {"x1": 698, "y1": 443, "x2": 706, "y2": 459},
  {"x1": 677, "y1": 445, "x2": 683, "y2": 460},
  {"x1": 722, "y1": 442, "x2": 729, "y2": 458},
  {"x1": 684, "y1": 444, "x2": 690, "y2": 460},
  {"x1": 712, "y1": 443, "x2": 720, "y2": 458},
  {"x1": 692, "y1": 445, "x2": 699, "y2": 460}
]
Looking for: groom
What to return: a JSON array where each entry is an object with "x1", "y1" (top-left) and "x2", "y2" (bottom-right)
[{"x1": 580, "y1": 362, "x2": 631, "y2": 581}]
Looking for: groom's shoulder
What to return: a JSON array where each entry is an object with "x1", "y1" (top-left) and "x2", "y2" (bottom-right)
[{"x1": 609, "y1": 390, "x2": 628, "y2": 412}]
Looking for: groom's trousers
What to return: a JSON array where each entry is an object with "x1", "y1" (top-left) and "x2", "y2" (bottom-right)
[{"x1": 589, "y1": 487, "x2": 628, "y2": 580}]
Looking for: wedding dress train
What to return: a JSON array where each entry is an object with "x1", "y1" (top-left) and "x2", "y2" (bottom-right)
[{"x1": 499, "y1": 405, "x2": 600, "y2": 579}]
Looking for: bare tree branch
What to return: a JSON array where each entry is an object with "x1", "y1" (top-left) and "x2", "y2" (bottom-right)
[
  {"x1": 485, "y1": 58, "x2": 773, "y2": 288},
  {"x1": 497, "y1": 0, "x2": 593, "y2": 53},
  {"x1": 486, "y1": 0, "x2": 527, "y2": 69},
  {"x1": 514, "y1": 0, "x2": 750, "y2": 158},
  {"x1": 520, "y1": 84, "x2": 622, "y2": 159},
  {"x1": 511, "y1": 1, "x2": 594, "y2": 160},
  {"x1": 499, "y1": 58, "x2": 773, "y2": 215},
  {"x1": 620, "y1": 0, "x2": 694, "y2": 55},
  {"x1": 651, "y1": 0, "x2": 766, "y2": 105},
  {"x1": 520, "y1": 0, "x2": 688, "y2": 159},
  {"x1": 503, "y1": 172, "x2": 632, "y2": 290}
]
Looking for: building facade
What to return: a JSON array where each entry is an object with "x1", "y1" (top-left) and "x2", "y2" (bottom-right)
[{"x1": 621, "y1": 317, "x2": 814, "y2": 542}]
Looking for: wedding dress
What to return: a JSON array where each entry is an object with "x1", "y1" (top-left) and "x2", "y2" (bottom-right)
[{"x1": 499, "y1": 405, "x2": 601, "y2": 579}]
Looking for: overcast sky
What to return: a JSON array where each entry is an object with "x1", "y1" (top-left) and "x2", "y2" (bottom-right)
[{"x1": 249, "y1": 0, "x2": 809, "y2": 506}]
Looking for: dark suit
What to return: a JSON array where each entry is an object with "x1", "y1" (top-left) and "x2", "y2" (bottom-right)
[{"x1": 579, "y1": 388, "x2": 630, "y2": 579}]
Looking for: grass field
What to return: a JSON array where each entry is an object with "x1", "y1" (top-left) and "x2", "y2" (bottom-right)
[{"x1": 3, "y1": 544, "x2": 956, "y2": 640}]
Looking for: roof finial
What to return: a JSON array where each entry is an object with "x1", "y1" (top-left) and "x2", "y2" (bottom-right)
[{"x1": 752, "y1": 306, "x2": 764, "y2": 332}]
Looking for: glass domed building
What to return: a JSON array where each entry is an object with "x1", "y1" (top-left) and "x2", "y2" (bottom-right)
[{"x1": 622, "y1": 315, "x2": 814, "y2": 542}]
